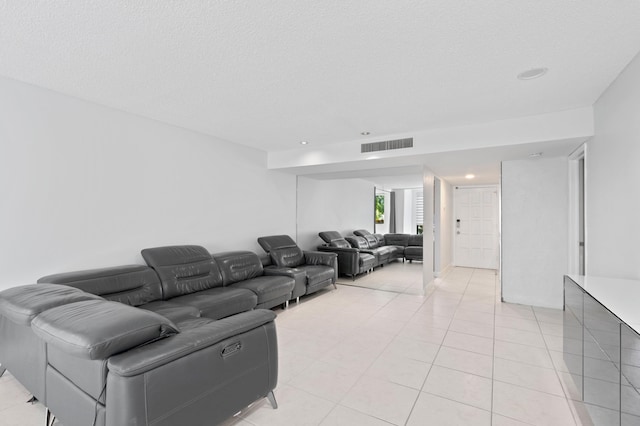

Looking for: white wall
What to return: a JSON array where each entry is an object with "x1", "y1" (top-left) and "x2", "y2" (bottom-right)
[
  {"x1": 588, "y1": 51, "x2": 640, "y2": 279},
  {"x1": 422, "y1": 167, "x2": 435, "y2": 286},
  {"x1": 296, "y1": 177, "x2": 374, "y2": 250},
  {"x1": 501, "y1": 157, "x2": 568, "y2": 308},
  {"x1": 0, "y1": 77, "x2": 297, "y2": 289},
  {"x1": 438, "y1": 179, "x2": 454, "y2": 275}
]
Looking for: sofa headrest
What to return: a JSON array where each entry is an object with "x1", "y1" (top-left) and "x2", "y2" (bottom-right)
[
  {"x1": 213, "y1": 251, "x2": 264, "y2": 285},
  {"x1": 32, "y1": 299, "x2": 178, "y2": 360},
  {"x1": 345, "y1": 236, "x2": 369, "y2": 250},
  {"x1": 318, "y1": 231, "x2": 343, "y2": 244},
  {"x1": 353, "y1": 229, "x2": 373, "y2": 237},
  {"x1": 257, "y1": 235, "x2": 297, "y2": 252},
  {"x1": 38, "y1": 265, "x2": 162, "y2": 307},
  {"x1": 0, "y1": 284, "x2": 102, "y2": 326},
  {"x1": 141, "y1": 245, "x2": 223, "y2": 299},
  {"x1": 141, "y1": 245, "x2": 212, "y2": 267}
]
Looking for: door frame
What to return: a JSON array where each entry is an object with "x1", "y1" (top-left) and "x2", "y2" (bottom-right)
[{"x1": 568, "y1": 143, "x2": 587, "y2": 275}]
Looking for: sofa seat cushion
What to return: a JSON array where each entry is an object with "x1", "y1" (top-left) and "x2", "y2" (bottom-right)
[
  {"x1": 169, "y1": 287, "x2": 257, "y2": 320},
  {"x1": 405, "y1": 246, "x2": 423, "y2": 260},
  {"x1": 139, "y1": 301, "x2": 201, "y2": 323},
  {"x1": 386, "y1": 245, "x2": 406, "y2": 258},
  {"x1": 0, "y1": 284, "x2": 102, "y2": 326},
  {"x1": 372, "y1": 246, "x2": 394, "y2": 258},
  {"x1": 230, "y1": 276, "x2": 294, "y2": 305},
  {"x1": 359, "y1": 253, "x2": 376, "y2": 269}
]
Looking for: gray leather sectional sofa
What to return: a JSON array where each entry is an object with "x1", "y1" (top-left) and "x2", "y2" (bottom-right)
[
  {"x1": 318, "y1": 230, "x2": 424, "y2": 279},
  {"x1": 0, "y1": 244, "x2": 337, "y2": 426}
]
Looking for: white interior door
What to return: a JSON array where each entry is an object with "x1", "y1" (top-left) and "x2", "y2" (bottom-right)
[{"x1": 454, "y1": 186, "x2": 499, "y2": 269}]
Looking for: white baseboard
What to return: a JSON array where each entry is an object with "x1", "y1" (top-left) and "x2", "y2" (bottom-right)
[{"x1": 434, "y1": 263, "x2": 452, "y2": 278}]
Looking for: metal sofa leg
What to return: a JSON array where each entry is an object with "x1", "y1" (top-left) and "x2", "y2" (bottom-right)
[
  {"x1": 284, "y1": 300, "x2": 289, "y2": 309},
  {"x1": 266, "y1": 391, "x2": 278, "y2": 409},
  {"x1": 333, "y1": 282, "x2": 337, "y2": 289},
  {"x1": 45, "y1": 408, "x2": 56, "y2": 426},
  {"x1": 0, "y1": 364, "x2": 6, "y2": 378},
  {"x1": 296, "y1": 297, "x2": 300, "y2": 304}
]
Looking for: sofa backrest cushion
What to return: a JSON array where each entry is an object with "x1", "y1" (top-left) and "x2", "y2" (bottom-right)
[
  {"x1": 269, "y1": 246, "x2": 305, "y2": 268},
  {"x1": 257, "y1": 235, "x2": 297, "y2": 253},
  {"x1": 345, "y1": 236, "x2": 369, "y2": 250},
  {"x1": 384, "y1": 233, "x2": 409, "y2": 247},
  {"x1": 141, "y1": 245, "x2": 224, "y2": 299},
  {"x1": 38, "y1": 265, "x2": 162, "y2": 307},
  {"x1": 0, "y1": 284, "x2": 102, "y2": 326},
  {"x1": 213, "y1": 251, "x2": 264, "y2": 285},
  {"x1": 32, "y1": 299, "x2": 178, "y2": 360},
  {"x1": 408, "y1": 234, "x2": 423, "y2": 246},
  {"x1": 362, "y1": 234, "x2": 379, "y2": 248}
]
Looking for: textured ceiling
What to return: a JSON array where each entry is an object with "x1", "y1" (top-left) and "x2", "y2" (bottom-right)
[{"x1": 2, "y1": 1, "x2": 640, "y2": 154}]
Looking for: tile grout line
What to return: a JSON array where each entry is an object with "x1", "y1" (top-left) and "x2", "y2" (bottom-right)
[{"x1": 533, "y1": 305, "x2": 583, "y2": 426}]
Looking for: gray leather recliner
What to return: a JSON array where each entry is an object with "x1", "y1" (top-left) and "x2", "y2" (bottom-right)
[
  {"x1": 0, "y1": 282, "x2": 280, "y2": 426},
  {"x1": 257, "y1": 235, "x2": 338, "y2": 300}
]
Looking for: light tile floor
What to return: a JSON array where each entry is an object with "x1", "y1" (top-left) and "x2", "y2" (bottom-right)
[{"x1": 0, "y1": 264, "x2": 599, "y2": 425}]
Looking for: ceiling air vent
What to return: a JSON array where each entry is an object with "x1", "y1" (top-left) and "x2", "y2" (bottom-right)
[{"x1": 361, "y1": 138, "x2": 413, "y2": 153}]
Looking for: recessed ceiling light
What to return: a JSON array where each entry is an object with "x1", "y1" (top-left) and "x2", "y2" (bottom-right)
[
  {"x1": 299, "y1": 141, "x2": 308, "y2": 145},
  {"x1": 517, "y1": 67, "x2": 548, "y2": 80},
  {"x1": 360, "y1": 131, "x2": 370, "y2": 136},
  {"x1": 528, "y1": 152, "x2": 543, "y2": 158},
  {"x1": 465, "y1": 174, "x2": 475, "y2": 179}
]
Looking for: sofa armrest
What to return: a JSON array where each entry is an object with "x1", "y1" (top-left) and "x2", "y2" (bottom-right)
[
  {"x1": 316, "y1": 246, "x2": 359, "y2": 277},
  {"x1": 32, "y1": 300, "x2": 178, "y2": 360},
  {"x1": 263, "y1": 267, "x2": 306, "y2": 299},
  {"x1": 263, "y1": 266, "x2": 306, "y2": 280},
  {"x1": 303, "y1": 251, "x2": 338, "y2": 283},
  {"x1": 107, "y1": 309, "x2": 276, "y2": 376},
  {"x1": 303, "y1": 250, "x2": 336, "y2": 266}
]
